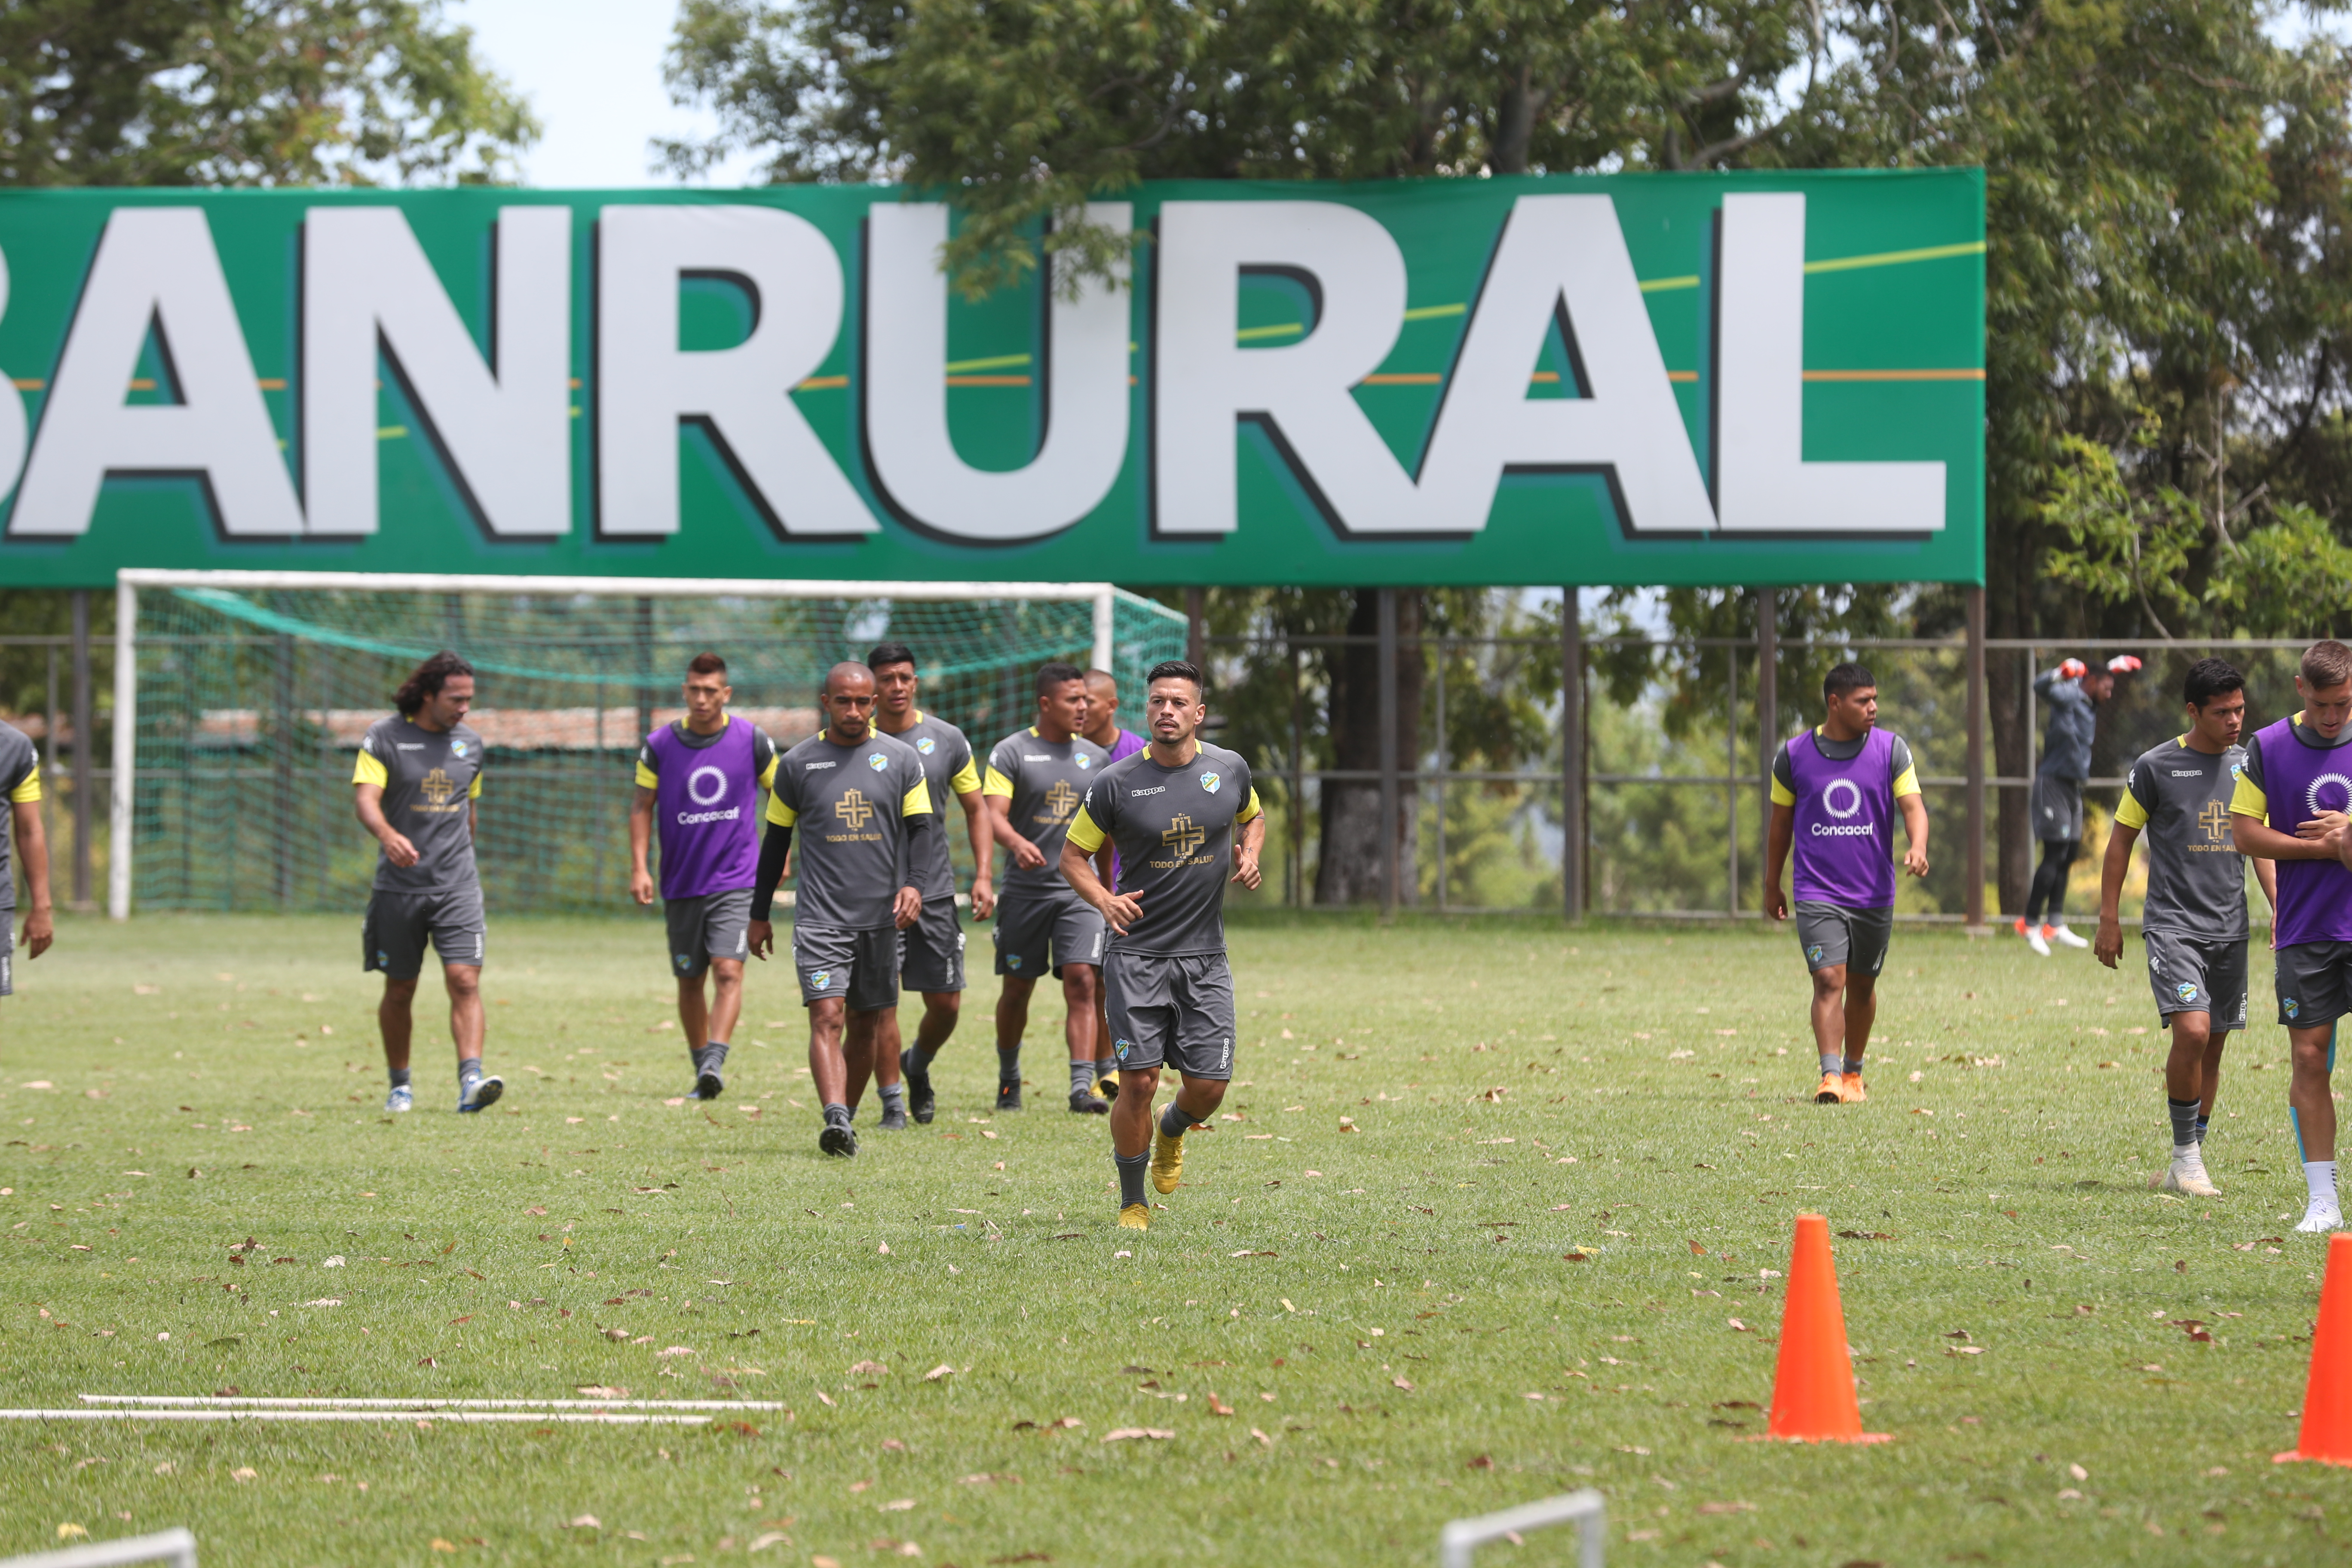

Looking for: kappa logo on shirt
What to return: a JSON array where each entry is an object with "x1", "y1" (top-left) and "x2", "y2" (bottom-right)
[{"x1": 805, "y1": 760, "x2": 837, "y2": 771}]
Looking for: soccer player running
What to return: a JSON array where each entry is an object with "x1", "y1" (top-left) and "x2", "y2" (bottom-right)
[
  {"x1": 1764, "y1": 662, "x2": 1930, "y2": 1106},
  {"x1": 2021, "y1": 655, "x2": 2141, "y2": 954},
  {"x1": 0, "y1": 716, "x2": 54, "y2": 1003},
  {"x1": 748, "y1": 663, "x2": 933, "y2": 1157},
  {"x1": 2232, "y1": 639, "x2": 2352, "y2": 1232},
  {"x1": 2095, "y1": 658, "x2": 2276, "y2": 1198},
  {"x1": 1060, "y1": 660, "x2": 1263, "y2": 1231},
  {"x1": 869, "y1": 641, "x2": 994, "y2": 1126},
  {"x1": 629, "y1": 652, "x2": 781, "y2": 1102},
  {"x1": 353, "y1": 652, "x2": 502, "y2": 1114},
  {"x1": 1081, "y1": 667, "x2": 1148, "y2": 1102},
  {"x1": 983, "y1": 663, "x2": 1112, "y2": 1114}
]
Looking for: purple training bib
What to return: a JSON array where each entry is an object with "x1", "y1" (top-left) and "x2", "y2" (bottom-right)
[
  {"x1": 2250, "y1": 714, "x2": 2352, "y2": 946},
  {"x1": 1789, "y1": 726, "x2": 1896, "y2": 908},
  {"x1": 650, "y1": 719, "x2": 761, "y2": 900}
]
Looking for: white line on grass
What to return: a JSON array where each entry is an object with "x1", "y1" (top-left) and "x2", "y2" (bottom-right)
[
  {"x1": 5, "y1": 1410, "x2": 709, "y2": 1424},
  {"x1": 80, "y1": 1395, "x2": 787, "y2": 1412}
]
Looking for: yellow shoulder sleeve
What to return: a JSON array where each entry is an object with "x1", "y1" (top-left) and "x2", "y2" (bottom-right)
[
  {"x1": 634, "y1": 757, "x2": 659, "y2": 790},
  {"x1": 901, "y1": 777, "x2": 932, "y2": 818},
  {"x1": 468, "y1": 772, "x2": 484, "y2": 800},
  {"x1": 767, "y1": 793, "x2": 798, "y2": 828},
  {"x1": 2229, "y1": 772, "x2": 2268, "y2": 823},
  {"x1": 1066, "y1": 806, "x2": 1106, "y2": 854},
  {"x1": 949, "y1": 756, "x2": 982, "y2": 796},
  {"x1": 2113, "y1": 791, "x2": 2150, "y2": 831},
  {"x1": 1236, "y1": 787, "x2": 1263, "y2": 824},
  {"x1": 9, "y1": 763, "x2": 41, "y2": 805},
  {"x1": 353, "y1": 750, "x2": 389, "y2": 788},
  {"x1": 982, "y1": 765, "x2": 1015, "y2": 799},
  {"x1": 1769, "y1": 775, "x2": 1796, "y2": 807},
  {"x1": 758, "y1": 754, "x2": 779, "y2": 791},
  {"x1": 1890, "y1": 764, "x2": 1921, "y2": 800}
]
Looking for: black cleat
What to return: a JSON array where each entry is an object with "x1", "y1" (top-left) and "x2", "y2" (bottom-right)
[
  {"x1": 996, "y1": 1081, "x2": 1024, "y2": 1113},
  {"x1": 819, "y1": 1121, "x2": 859, "y2": 1158},
  {"x1": 1069, "y1": 1088, "x2": 1111, "y2": 1115},
  {"x1": 695, "y1": 1066, "x2": 725, "y2": 1101},
  {"x1": 908, "y1": 1068, "x2": 935, "y2": 1125},
  {"x1": 879, "y1": 1102, "x2": 910, "y2": 1132}
]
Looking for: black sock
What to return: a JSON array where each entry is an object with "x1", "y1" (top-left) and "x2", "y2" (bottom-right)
[
  {"x1": 388, "y1": 1067, "x2": 411, "y2": 1090},
  {"x1": 824, "y1": 1102, "x2": 851, "y2": 1128},
  {"x1": 1115, "y1": 1151, "x2": 1149, "y2": 1209},
  {"x1": 1159, "y1": 1101, "x2": 1193, "y2": 1140},
  {"x1": 998, "y1": 1046, "x2": 1021, "y2": 1086},
  {"x1": 2168, "y1": 1096, "x2": 2200, "y2": 1152},
  {"x1": 905, "y1": 1045, "x2": 933, "y2": 1079}
]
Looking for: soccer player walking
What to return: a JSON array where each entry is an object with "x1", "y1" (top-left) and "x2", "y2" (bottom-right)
[
  {"x1": 983, "y1": 663, "x2": 1112, "y2": 1113},
  {"x1": 1764, "y1": 662, "x2": 1930, "y2": 1106},
  {"x1": 869, "y1": 641, "x2": 994, "y2": 1125},
  {"x1": 629, "y1": 652, "x2": 781, "y2": 1102},
  {"x1": 749, "y1": 663, "x2": 933, "y2": 1157},
  {"x1": 1082, "y1": 667, "x2": 1147, "y2": 1101},
  {"x1": 2095, "y1": 658, "x2": 2275, "y2": 1197},
  {"x1": 2232, "y1": 639, "x2": 2352, "y2": 1231},
  {"x1": 2021, "y1": 655, "x2": 2140, "y2": 953},
  {"x1": 0, "y1": 717, "x2": 53, "y2": 1001},
  {"x1": 1060, "y1": 660, "x2": 1263, "y2": 1231},
  {"x1": 353, "y1": 652, "x2": 501, "y2": 1114}
]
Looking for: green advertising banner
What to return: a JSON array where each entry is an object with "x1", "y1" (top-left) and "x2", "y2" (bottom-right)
[{"x1": 0, "y1": 170, "x2": 1983, "y2": 588}]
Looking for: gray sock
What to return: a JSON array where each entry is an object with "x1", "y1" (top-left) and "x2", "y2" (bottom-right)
[
  {"x1": 703, "y1": 1040, "x2": 729, "y2": 1069},
  {"x1": 905, "y1": 1045, "x2": 934, "y2": 1078},
  {"x1": 1819, "y1": 1050, "x2": 1841, "y2": 1075},
  {"x1": 388, "y1": 1067, "x2": 411, "y2": 1090},
  {"x1": 1841, "y1": 1055, "x2": 1865, "y2": 1076},
  {"x1": 880, "y1": 1082, "x2": 906, "y2": 1114},
  {"x1": 998, "y1": 1045, "x2": 1021, "y2": 1086},
  {"x1": 1116, "y1": 1151, "x2": 1149, "y2": 1209},
  {"x1": 824, "y1": 1102, "x2": 851, "y2": 1128},
  {"x1": 2168, "y1": 1096, "x2": 2200, "y2": 1153},
  {"x1": 458, "y1": 1058, "x2": 483, "y2": 1087},
  {"x1": 1158, "y1": 1101, "x2": 1193, "y2": 1140},
  {"x1": 1070, "y1": 1060, "x2": 1097, "y2": 1097}
]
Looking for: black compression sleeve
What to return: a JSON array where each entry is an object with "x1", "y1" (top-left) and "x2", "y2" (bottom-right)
[{"x1": 752, "y1": 820, "x2": 793, "y2": 920}]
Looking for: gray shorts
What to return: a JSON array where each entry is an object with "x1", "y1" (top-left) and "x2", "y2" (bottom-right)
[
  {"x1": 792, "y1": 922, "x2": 899, "y2": 1011},
  {"x1": 363, "y1": 885, "x2": 486, "y2": 979},
  {"x1": 2144, "y1": 929, "x2": 2248, "y2": 1027},
  {"x1": 898, "y1": 898, "x2": 967, "y2": 993},
  {"x1": 2275, "y1": 940, "x2": 2352, "y2": 1029},
  {"x1": 2033, "y1": 774, "x2": 2085, "y2": 843},
  {"x1": 1794, "y1": 900, "x2": 1892, "y2": 977},
  {"x1": 1104, "y1": 950, "x2": 1237, "y2": 1081},
  {"x1": 992, "y1": 889, "x2": 1105, "y2": 978},
  {"x1": 664, "y1": 888, "x2": 752, "y2": 978}
]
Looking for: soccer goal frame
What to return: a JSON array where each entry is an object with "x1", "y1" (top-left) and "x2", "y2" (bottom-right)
[{"x1": 109, "y1": 569, "x2": 1159, "y2": 920}]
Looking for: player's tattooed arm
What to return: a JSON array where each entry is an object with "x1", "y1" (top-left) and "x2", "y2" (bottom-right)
[
  {"x1": 747, "y1": 821, "x2": 794, "y2": 961},
  {"x1": 1232, "y1": 807, "x2": 1266, "y2": 891},
  {"x1": 627, "y1": 784, "x2": 658, "y2": 905},
  {"x1": 2094, "y1": 821, "x2": 2140, "y2": 969},
  {"x1": 353, "y1": 782, "x2": 420, "y2": 868}
]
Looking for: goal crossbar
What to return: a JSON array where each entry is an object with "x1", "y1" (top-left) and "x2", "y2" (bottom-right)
[{"x1": 110, "y1": 569, "x2": 1159, "y2": 920}]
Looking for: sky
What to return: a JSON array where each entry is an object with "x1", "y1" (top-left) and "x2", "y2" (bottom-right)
[{"x1": 449, "y1": 0, "x2": 761, "y2": 187}]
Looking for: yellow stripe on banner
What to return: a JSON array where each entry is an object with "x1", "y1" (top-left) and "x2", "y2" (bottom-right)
[
  {"x1": 1804, "y1": 240, "x2": 1986, "y2": 276},
  {"x1": 1359, "y1": 373, "x2": 1442, "y2": 386},
  {"x1": 377, "y1": 426, "x2": 408, "y2": 440},
  {"x1": 946, "y1": 375, "x2": 1032, "y2": 388},
  {"x1": 12, "y1": 379, "x2": 42, "y2": 391},
  {"x1": 1638, "y1": 276, "x2": 1701, "y2": 294},
  {"x1": 1801, "y1": 368, "x2": 1984, "y2": 382},
  {"x1": 255, "y1": 378, "x2": 287, "y2": 391},
  {"x1": 1401, "y1": 303, "x2": 1467, "y2": 322},
  {"x1": 796, "y1": 376, "x2": 849, "y2": 391},
  {"x1": 1235, "y1": 322, "x2": 1306, "y2": 342},
  {"x1": 943, "y1": 353, "x2": 1033, "y2": 374},
  {"x1": 128, "y1": 379, "x2": 156, "y2": 391},
  {"x1": 1666, "y1": 371, "x2": 1698, "y2": 383}
]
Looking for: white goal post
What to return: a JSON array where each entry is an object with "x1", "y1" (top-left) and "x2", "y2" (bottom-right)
[{"x1": 110, "y1": 569, "x2": 1155, "y2": 920}]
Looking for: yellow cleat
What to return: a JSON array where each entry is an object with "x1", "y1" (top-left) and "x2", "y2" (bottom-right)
[
  {"x1": 1813, "y1": 1070, "x2": 1844, "y2": 1105},
  {"x1": 1118, "y1": 1203, "x2": 1151, "y2": 1231},
  {"x1": 1096, "y1": 1069, "x2": 1121, "y2": 1102},
  {"x1": 1150, "y1": 1123, "x2": 1187, "y2": 1194},
  {"x1": 1841, "y1": 1072, "x2": 1867, "y2": 1104}
]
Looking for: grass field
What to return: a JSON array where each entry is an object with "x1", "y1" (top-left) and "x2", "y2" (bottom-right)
[{"x1": 1, "y1": 911, "x2": 2349, "y2": 1567}]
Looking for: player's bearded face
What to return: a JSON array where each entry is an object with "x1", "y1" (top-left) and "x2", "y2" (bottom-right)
[
  {"x1": 424, "y1": 675, "x2": 474, "y2": 729},
  {"x1": 824, "y1": 682, "x2": 877, "y2": 739},
  {"x1": 1146, "y1": 681, "x2": 1204, "y2": 744}
]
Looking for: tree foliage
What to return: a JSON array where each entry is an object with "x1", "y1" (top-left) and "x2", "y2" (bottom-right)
[{"x1": 0, "y1": 0, "x2": 538, "y2": 187}]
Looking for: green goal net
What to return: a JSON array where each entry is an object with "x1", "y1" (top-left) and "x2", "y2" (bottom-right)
[{"x1": 121, "y1": 575, "x2": 1186, "y2": 915}]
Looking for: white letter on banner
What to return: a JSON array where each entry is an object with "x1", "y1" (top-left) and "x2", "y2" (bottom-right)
[
  {"x1": 1154, "y1": 201, "x2": 1411, "y2": 536},
  {"x1": 303, "y1": 205, "x2": 572, "y2": 538},
  {"x1": 12, "y1": 208, "x2": 302, "y2": 537},
  {"x1": 1713, "y1": 192, "x2": 1944, "y2": 533},
  {"x1": 864, "y1": 201, "x2": 1130, "y2": 541},
  {"x1": 596, "y1": 205, "x2": 872, "y2": 537},
  {"x1": 1418, "y1": 194, "x2": 1716, "y2": 536},
  {"x1": 0, "y1": 243, "x2": 26, "y2": 505}
]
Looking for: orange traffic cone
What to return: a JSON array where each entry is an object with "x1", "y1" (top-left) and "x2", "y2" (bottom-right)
[
  {"x1": 1761, "y1": 1213, "x2": 1891, "y2": 1443},
  {"x1": 2276, "y1": 1232, "x2": 2352, "y2": 1466}
]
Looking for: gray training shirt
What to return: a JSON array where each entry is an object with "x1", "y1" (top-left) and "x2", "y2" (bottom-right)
[
  {"x1": 0, "y1": 720, "x2": 37, "y2": 914},
  {"x1": 887, "y1": 711, "x2": 980, "y2": 902},
  {"x1": 2118, "y1": 736, "x2": 2253, "y2": 941},
  {"x1": 766, "y1": 729, "x2": 933, "y2": 930},
  {"x1": 353, "y1": 714, "x2": 485, "y2": 894},
  {"x1": 985, "y1": 726, "x2": 1109, "y2": 897},
  {"x1": 1066, "y1": 741, "x2": 1262, "y2": 957}
]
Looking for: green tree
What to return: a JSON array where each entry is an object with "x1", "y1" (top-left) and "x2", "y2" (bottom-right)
[{"x1": 0, "y1": 0, "x2": 538, "y2": 187}]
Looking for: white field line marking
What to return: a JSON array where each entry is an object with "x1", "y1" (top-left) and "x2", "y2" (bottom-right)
[
  {"x1": 81, "y1": 1394, "x2": 784, "y2": 1412},
  {"x1": 6, "y1": 1409, "x2": 708, "y2": 1424}
]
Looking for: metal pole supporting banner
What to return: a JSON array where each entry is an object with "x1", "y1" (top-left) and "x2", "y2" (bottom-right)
[
  {"x1": 1090, "y1": 589, "x2": 1115, "y2": 674},
  {"x1": 1725, "y1": 641, "x2": 1739, "y2": 914},
  {"x1": 70, "y1": 589, "x2": 92, "y2": 910},
  {"x1": 107, "y1": 582, "x2": 136, "y2": 921},
  {"x1": 1561, "y1": 589, "x2": 1583, "y2": 922},
  {"x1": 1377, "y1": 588, "x2": 1399, "y2": 920},
  {"x1": 1966, "y1": 587, "x2": 1988, "y2": 932},
  {"x1": 1757, "y1": 589, "x2": 1778, "y2": 911},
  {"x1": 1185, "y1": 588, "x2": 1205, "y2": 671}
]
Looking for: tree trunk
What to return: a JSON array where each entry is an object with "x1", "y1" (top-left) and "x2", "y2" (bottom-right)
[
  {"x1": 1492, "y1": 64, "x2": 1534, "y2": 175},
  {"x1": 1986, "y1": 514, "x2": 2032, "y2": 917},
  {"x1": 1317, "y1": 589, "x2": 1423, "y2": 904}
]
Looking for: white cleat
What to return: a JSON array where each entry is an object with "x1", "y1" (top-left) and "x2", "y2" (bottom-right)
[
  {"x1": 2156, "y1": 1153, "x2": 2220, "y2": 1197},
  {"x1": 2024, "y1": 926, "x2": 2051, "y2": 958},
  {"x1": 2046, "y1": 923, "x2": 2091, "y2": 949},
  {"x1": 2296, "y1": 1203, "x2": 2343, "y2": 1234}
]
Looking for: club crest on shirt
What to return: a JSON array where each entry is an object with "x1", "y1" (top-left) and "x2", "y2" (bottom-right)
[
  {"x1": 916, "y1": 737, "x2": 936, "y2": 755},
  {"x1": 450, "y1": 740, "x2": 469, "y2": 758},
  {"x1": 1199, "y1": 771, "x2": 1222, "y2": 793},
  {"x1": 1076, "y1": 754, "x2": 1092, "y2": 769},
  {"x1": 808, "y1": 970, "x2": 833, "y2": 990},
  {"x1": 868, "y1": 752, "x2": 888, "y2": 771}
]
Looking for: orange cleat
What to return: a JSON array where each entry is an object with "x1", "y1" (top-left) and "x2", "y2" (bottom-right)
[
  {"x1": 1841, "y1": 1072, "x2": 1867, "y2": 1103},
  {"x1": 1813, "y1": 1071, "x2": 1845, "y2": 1105}
]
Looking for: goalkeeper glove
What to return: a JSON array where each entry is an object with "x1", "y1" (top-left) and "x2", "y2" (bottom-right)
[
  {"x1": 2057, "y1": 657, "x2": 2089, "y2": 679},
  {"x1": 2106, "y1": 654, "x2": 2143, "y2": 674}
]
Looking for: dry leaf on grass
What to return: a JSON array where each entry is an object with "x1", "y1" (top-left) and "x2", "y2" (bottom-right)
[
  {"x1": 851, "y1": 1360, "x2": 889, "y2": 1376},
  {"x1": 923, "y1": 1364, "x2": 955, "y2": 1381},
  {"x1": 1102, "y1": 1428, "x2": 1175, "y2": 1442},
  {"x1": 566, "y1": 1516, "x2": 599, "y2": 1530}
]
